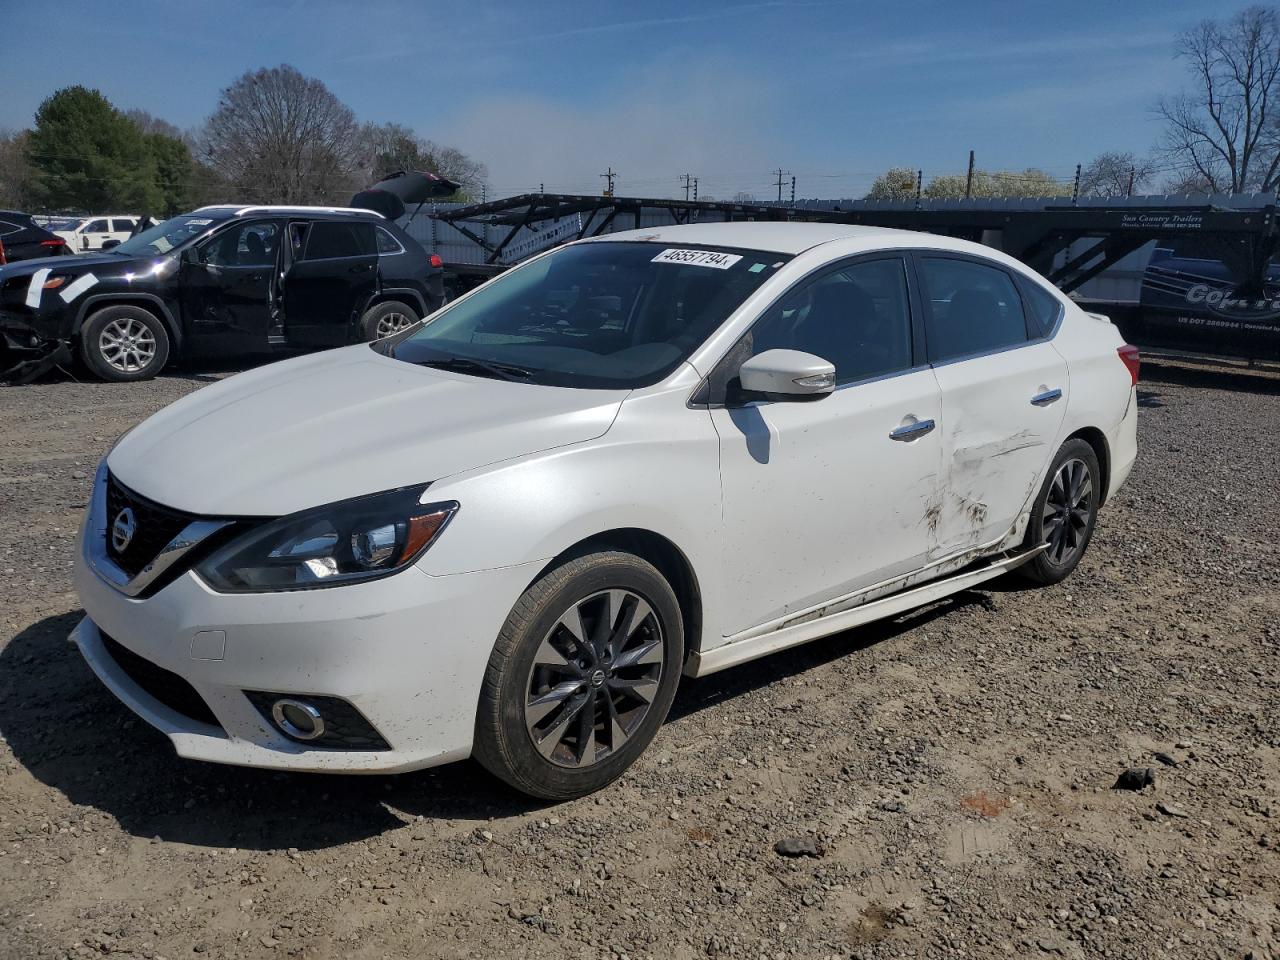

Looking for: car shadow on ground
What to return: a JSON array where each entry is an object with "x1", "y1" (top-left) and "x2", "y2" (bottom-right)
[{"x1": 2, "y1": 593, "x2": 989, "y2": 851}]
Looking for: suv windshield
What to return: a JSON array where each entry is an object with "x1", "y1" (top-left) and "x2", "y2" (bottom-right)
[
  {"x1": 389, "y1": 241, "x2": 790, "y2": 388},
  {"x1": 113, "y1": 214, "x2": 224, "y2": 257}
]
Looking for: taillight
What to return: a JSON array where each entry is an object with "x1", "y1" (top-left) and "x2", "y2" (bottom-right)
[
  {"x1": 40, "y1": 239, "x2": 65, "y2": 247},
  {"x1": 428, "y1": 254, "x2": 443, "y2": 269},
  {"x1": 1117, "y1": 344, "x2": 1140, "y2": 385},
  {"x1": 0, "y1": 238, "x2": 6, "y2": 265}
]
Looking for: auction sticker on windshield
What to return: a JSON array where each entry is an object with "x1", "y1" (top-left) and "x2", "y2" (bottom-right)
[{"x1": 651, "y1": 248, "x2": 743, "y2": 269}]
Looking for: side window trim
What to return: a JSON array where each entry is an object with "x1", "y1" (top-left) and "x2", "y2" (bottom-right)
[
  {"x1": 695, "y1": 250, "x2": 924, "y2": 407},
  {"x1": 909, "y1": 250, "x2": 1037, "y2": 368}
]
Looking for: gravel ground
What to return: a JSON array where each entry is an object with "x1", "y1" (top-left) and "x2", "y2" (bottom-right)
[{"x1": 0, "y1": 356, "x2": 1277, "y2": 960}]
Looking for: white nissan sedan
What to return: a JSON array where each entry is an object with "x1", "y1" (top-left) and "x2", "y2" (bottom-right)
[{"x1": 72, "y1": 223, "x2": 1139, "y2": 799}]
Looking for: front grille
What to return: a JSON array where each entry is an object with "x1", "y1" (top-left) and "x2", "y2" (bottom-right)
[
  {"x1": 100, "y1": 632, "x2": 221, "y2": 729},
  {"x1": 244, "y1": 692, "x2": 390, "y2": 751},
  {"x1": 105, "y1": 472, "x2": 197, "y2": 577}
]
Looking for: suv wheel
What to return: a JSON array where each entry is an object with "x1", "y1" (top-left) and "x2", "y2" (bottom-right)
[
  {"x1": 1018, "y1": 438, "x2": 1101, "y2": 586},
  {"x1": 473, "y1": 551, "x2": 684, "y2": 800},
  {"x1": 361, "y1": 300, "x2": 419, "y2": 341},
  {"x1": 80, "y1": 305, "x2": 170, "y2": 382}
]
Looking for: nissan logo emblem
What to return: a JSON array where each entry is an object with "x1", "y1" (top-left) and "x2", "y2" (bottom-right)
[{"x1": 111, "y1": 507, "x2": 136, "y2": 553}]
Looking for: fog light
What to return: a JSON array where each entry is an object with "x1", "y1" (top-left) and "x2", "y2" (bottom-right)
[{"x1": 271, "y1": 698, "x2": 325, "y2": 741}]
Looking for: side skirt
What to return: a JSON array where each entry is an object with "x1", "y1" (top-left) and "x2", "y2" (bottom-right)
[{"x1": 686, "y1": 544, "x2": 1047, "y2": 677}]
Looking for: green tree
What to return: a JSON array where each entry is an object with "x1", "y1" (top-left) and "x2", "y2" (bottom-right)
[
  {"x1": 865, "y1": 167, "x2": 917, "y2": 200},
  {"x1": 146, "y1": 131, "x2": 196, "y2": 215},
  {"x1": 26, "y1": 86, "x2": 162, "y2": 212}
]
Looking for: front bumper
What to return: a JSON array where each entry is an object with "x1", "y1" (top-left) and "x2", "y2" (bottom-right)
[
  {"x1": 71, "y1": 510, "x2": 539, "y2": 773},
  {"x1": 0, "y1": 309, "x2": 71, "y2": 383}
]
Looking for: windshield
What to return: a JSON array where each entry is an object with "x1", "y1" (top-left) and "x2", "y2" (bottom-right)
[
  {"x1": 113, "y1": 214, "x2": 223, "y2": 256},
  {"x1": 45, "y1": 217, "x2": 81, "y2": 231},
  {"x1": 390, "y1": 241, "x2": 790, "y2": 388}
]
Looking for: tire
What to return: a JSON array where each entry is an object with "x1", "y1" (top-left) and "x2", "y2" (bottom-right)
[
  {"x1": 79, "y1": 305, "x2": 170, "y2": 382},
  {"x1": 1018, "y1": 438, "x2": 1101, "y2": 586},
  {"x1": 360, "y1": 300, "x2": 419, "y2": 341},
  {"x1": 473, "y1": 551, "x2": 685, "y2": 800}
]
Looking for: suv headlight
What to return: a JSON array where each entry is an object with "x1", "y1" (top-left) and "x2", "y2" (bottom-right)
[{"x1": 196, "y1": 486, "x2": 456, "y2": 593}]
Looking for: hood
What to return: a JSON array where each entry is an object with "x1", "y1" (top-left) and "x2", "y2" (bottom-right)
[
  {"x1": 0, "y1": 251, "x2": 137, "y2": 278},
  {"x1": 107, "y1": 346, "x2": 625, "y2": 516}
]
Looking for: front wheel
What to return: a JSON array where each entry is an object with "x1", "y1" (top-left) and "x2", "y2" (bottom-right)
[
  {"x1": 79, "y1": 305, "x2": 170, "y2": 382},
  {"x1": 1018, "y1": 438, "x2": 1101, "y2": 585},
  {"x1": 360, "y1": 300, "x2": 419, "y2": 341},
  {"x1": 473, "y1": 551, "x2": 684, "y2": 800}
]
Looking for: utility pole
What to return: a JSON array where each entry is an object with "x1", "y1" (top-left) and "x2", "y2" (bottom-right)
[
  {"x1": 1126, "y1": 167, "x2": 1135, "y2": 198},
  {"x1": 680, "y1": 173, "x2": 695, "y2": 201},
  {"x1": 915, "y1": 169, "x2": 923, "y2": 209},
  {"x1": 481, "y1": 184, "x2": 487, "y2": 203},
  {"x1": 601, "y1": 167, "x2": 617, "y2": 197},
  {"x1": 773, "y1": 168, "x2": 789, "y2": 202},
  {"x1": 790, "y1": 175, "x2": 796, "y2": 204},
  {"x1": 1072, "y1": 163, "x2": 1081, "y2": 205},
  {"x1": 965, "y1": 149, "x2": 975, "y2": 199}
]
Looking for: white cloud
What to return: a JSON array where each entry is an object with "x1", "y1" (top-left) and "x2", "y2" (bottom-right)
[{"x1": 434, "y1": 58, "x2": 784, "y2": 199}]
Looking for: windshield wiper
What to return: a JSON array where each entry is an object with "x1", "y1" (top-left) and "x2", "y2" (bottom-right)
[{"x1": 417, "y1": 356, "x2": 535, "y2": 382}]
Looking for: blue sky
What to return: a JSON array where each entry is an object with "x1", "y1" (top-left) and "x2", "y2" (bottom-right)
[{"x1": 0, "y1": 0, "x2": 1228, "y2": 199}]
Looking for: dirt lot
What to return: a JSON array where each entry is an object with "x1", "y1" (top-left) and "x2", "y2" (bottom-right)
[{"x1": 0, "y1": 357, "x2": 1277, "y2": 960}]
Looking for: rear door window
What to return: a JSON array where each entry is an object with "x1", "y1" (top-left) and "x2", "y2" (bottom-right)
[
  {"x1": 303, "y1": 221, "x2": 376, "y2": 260},
  {"x1": 112, "y1": 218, "x2": 136, "y2": 233},
  {"x1": 918, "y1": 256, "x2": 1030, "y2": 363},
  {"x1": 0, "y1": 220, "x2": 21, "y2": 237},
  {"x1": 86, "y1": 219, "x2": 110, "y2": 233}
]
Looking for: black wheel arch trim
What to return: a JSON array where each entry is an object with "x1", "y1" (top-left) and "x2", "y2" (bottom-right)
[{"x1": 367, "y1": 287, "x2": 429, "y2": 318}]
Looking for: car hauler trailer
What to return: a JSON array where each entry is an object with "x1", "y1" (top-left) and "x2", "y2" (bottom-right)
[{"x1": 415, "y1": 191, "x2": 1280, "y2": 364}]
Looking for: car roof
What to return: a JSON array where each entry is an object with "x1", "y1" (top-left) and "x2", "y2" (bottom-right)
[
  {"x1": 586, "y1": 221, "x2": 973, "y2": 257},
  {"x1": 192, "y1": 205, "x2": 384, "y2": 220}
]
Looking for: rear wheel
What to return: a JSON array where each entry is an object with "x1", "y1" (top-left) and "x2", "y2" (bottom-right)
[
  {"x1": 1018, "y1": 438, "x2": 1101, "y2": 585},
  {"x1": 473, "y1": 551, "x2": 684, "y2": 800},
  {"x1": 79, "y1": 305, "x2": 170, "y2": 382},
  {"x1": 360, "y1": 300, "x2": 419, "y2": 341}
]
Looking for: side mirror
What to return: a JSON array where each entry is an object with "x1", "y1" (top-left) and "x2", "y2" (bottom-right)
[
  {"x1": 100, "y1": 239, "x2": 121, "y2": 250},
  {"x1": 738, "y1": 349, "x2": 835, "y2": 400}
]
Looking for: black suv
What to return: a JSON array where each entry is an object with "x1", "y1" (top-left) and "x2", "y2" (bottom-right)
[{"x1": 0, "y1": 205, "x2": 443, "y2": 382}]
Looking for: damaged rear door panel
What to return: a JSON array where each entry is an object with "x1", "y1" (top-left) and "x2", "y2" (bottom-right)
[{"x1": 915, "y1": 252, "x2": 1069, "y2": 556}]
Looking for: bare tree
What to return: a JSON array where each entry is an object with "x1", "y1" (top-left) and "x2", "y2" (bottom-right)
[
  {"x1": 1158, "y1": 7, "x2": 1280, "y2": 193},
  {"x1": 1079, "y1": 152, "x2": 1157, "y2": 197},
  {"x1": 0, "y1": 129, "x2": 33, "y2": 208},
  {"x1": 363, "y1": 123, "x2": 487, "y2": 195},
  {"x1": 201, "y1": 65, "x2": 366, "y2": 203}
]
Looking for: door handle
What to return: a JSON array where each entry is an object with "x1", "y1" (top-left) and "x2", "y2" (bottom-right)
[
  {"x1": 1031, "y1": 388, "x2": 1063, "y2": 406},
  {"x1": 890, "y1": 418, "x2": 936, "y2": 441},
  {"x1": 349, "y1": 264, "x2": 372, "y2": 274}
]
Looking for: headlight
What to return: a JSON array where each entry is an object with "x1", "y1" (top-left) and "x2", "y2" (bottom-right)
[{"x1": 195, "y1": 485, "x2": 457, "y2": 593}]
